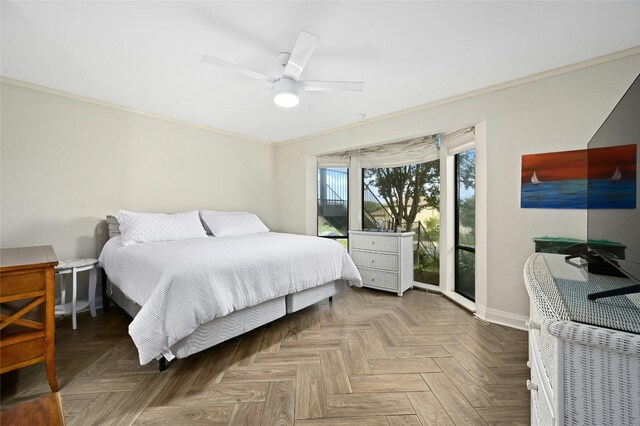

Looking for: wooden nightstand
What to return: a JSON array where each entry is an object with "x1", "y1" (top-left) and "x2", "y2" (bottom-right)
[{"x1": 0, "y1": 246, "x2": 59, "y2": 392}]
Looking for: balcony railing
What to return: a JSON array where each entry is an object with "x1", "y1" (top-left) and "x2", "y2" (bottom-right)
[
  {"x1": 318, "y1": 168, "x2": 348, "y2": 236},
  {"x1": 363, "y1": 183, "x2": 395, "y2": 230},
  {"x1": 412, "y1": 220, "x2": 437, "y2": 258}
]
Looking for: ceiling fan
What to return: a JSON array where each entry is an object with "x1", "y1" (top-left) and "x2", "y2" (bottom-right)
[{"x1": 202, "y1": 32, "x2": 365, "y2": 108}]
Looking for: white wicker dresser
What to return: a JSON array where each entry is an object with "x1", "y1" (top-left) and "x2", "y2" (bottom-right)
[
  {"x1": 348, "y1": 231, "x2": 414, "y2": 296},
  {"x1": 524, "y1": 253, "x2": 640, "y2": 426}
]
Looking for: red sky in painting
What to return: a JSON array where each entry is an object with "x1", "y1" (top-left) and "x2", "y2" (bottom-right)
[
  {"x1": 588, "y1": 144, "x2": 637, "y2": 179},
  {"x1": 521, "y1": 149, "x2": 587, "y2": 183},
  {"x1": 521, "y1": 144, "x2": 637, "y2": 183}
]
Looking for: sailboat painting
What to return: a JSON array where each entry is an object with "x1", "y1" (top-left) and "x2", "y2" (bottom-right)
[
  {"x1": 521, "y1": 148, "x2": 588, "y2": 208},
  {"x1": 521, "y1": 144, "x2": 637, "y2": 209},
  {"x1": 587, "y1": 144, "x2": 636, "y2": 208}
]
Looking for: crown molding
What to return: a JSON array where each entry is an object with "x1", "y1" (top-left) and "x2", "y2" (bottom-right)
[
  {"x1": 278, "y1": 45, "x2": 640, "y2": 147},
  {"x1": 0, "y1": 76, "x2": 273, "y2": 147}
]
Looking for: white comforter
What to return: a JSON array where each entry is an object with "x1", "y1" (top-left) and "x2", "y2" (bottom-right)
[{"x1": 99, "y1": 232, "x2": 362, "y2": 365}]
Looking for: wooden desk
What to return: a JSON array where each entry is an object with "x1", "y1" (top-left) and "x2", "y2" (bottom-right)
[{"x1": 0, "y1": 246, "x2": 59, "y2": 392}]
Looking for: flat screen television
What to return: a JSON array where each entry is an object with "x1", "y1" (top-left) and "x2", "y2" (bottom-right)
[{"x1": 585, "y1": 73, "x2": 640, "y2": 300}]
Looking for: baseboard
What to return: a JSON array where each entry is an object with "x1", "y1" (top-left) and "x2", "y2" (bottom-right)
[
  {"x1": 476, "y1": 304, "x2": 528, "y2": 331},
  {"x1": 413, "y1": 284, "x2": 527, "y2": 331}
]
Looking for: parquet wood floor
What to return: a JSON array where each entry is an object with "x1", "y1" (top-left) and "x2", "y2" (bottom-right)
[{"x1": 1, "y1": 287, "x2": 530, "y2": 425}]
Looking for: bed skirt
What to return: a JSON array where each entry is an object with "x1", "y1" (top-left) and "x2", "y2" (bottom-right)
[
  {"x1": 286, "y1": 280, "x2": 347, "y2": 313},
  {"x1": 172, "y1": 296, "x2": 286, "y2": 359},
  {"x1": 108, "y1": 279, "x2": 346, "y2": 361}
]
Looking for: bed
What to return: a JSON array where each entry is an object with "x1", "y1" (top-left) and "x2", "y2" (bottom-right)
[{"x1": 99, "y1": 217, "x2": 362, "y2": 368}]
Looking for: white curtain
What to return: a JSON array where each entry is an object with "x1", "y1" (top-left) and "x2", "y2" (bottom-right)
[
  {"x1": 441, "y1": 127, "x2": 475, "y2": 155},
  {"x1": 358, "y1": 135, "x2": 438, "y2": 168},
  {"x1": 317, "y1": 151, "x2": 351, "y2": 168}
]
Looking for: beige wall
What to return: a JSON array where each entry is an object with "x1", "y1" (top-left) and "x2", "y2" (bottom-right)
[
  {"x1": 2, "y1": 53, "x2": 638, "y2": 324},
  {"x1": 0, "y1": 82, "x2": 276, "y2": 260},
  {"x1": 274, "y1": 54, "x2": 640, "y2": 324}
]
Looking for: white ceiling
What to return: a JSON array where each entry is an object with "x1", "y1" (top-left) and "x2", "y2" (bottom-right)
[{"x1": 2, "y1": 2, "x2": 640, "y2": 143}]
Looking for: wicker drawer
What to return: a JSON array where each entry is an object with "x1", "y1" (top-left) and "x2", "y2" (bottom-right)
[
  {"x1": 530, "y1": 353, "x2": 555, "y2": 426},
  {"x1": 351, "y1": 250, "x2": 398, "y2": 271},
  {"x1": 358, "y1": 267, "x2": 399, "y2": 291},
  {"x1": 350, "y1": 234, "x2": 399, "y2": 253},
  {"x1": 529, "y1": 303, "x2": 556, "y2": 389}
]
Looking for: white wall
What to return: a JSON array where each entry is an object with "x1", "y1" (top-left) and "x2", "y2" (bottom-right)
[
  {"x1": 274, "y1": 54, "x2": 640, "y2": 324},
  {"x1": 1, "y1": 82, "x2": 276, "y2": 261}
]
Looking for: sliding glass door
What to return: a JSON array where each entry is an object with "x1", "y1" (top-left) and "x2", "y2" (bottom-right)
[{"x1": 454, "y1": 148, "x2": 475, "y2": 300}]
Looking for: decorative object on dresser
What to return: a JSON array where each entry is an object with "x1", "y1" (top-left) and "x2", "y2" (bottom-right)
[
  {"x1": 348, "y1": 230, "x2": 414, "y2": 296},
  {"x1": 55, "y1": 258, "x2": 98, "y2": 330},
  {"x1": 0, "y1": 246, "x2": 59, "y2": 392},
  {"x1": 524, "y1": 253, "x2": 640, "y2": 426}
]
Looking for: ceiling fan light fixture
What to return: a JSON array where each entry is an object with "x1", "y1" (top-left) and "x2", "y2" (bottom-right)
[
  {"x1": 274, "y1": 92, "x2": 299, "y2": 108},
  {"x1": 202, "y1": 32, "x2": 365, "y2": 110},
  {"x1": 273, "y1": 77, "x2": 299, "y2": 108}
]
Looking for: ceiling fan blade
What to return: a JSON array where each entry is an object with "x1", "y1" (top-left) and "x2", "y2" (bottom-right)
[
  {"x1": 299, "y1": 81, "x2": 365, "y2": 92},
  {"x1": 201, "y1": 55, "x2": 275, "y2": 84},
  {"x1": 283, "y1": 32, "x2": 319, "y2": 80}
]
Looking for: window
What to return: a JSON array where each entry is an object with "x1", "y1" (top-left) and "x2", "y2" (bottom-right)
[
  {"x1": 317, "y1": 168, "x2": 348, "y2": 248},
  {"x1": 454, "y1": 148, "x2": 476, "y2": 300},
  {"x1": 362, "y1": 160, "x2": 440, "y2": 285}
]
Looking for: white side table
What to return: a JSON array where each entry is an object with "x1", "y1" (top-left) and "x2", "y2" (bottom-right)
[{"x1": 55, "y1": 258, "x2": 98, "y2": 330}]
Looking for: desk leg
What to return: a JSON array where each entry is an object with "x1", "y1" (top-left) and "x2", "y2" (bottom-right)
[{"x1": 45, "y1": 268, "x2": 59, "y2": 392}]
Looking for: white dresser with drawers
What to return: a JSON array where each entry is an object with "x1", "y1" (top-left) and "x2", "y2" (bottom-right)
[
  {"x1": 524, "y1": 253, "x2": 640, "y2": 426},
  {"x1": 348, "y1": 231, "x2": 414, "y2": 296}
]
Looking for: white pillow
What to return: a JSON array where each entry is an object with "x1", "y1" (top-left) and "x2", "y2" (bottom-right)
[
  {"x1": 200, "y1": 211, "x2": 269, "y2": 237},
  {"x1": 199, "y1": 210, "x2": 251, "y2": 235},
  {"x1": 118, "y1": 210, "x2": 208, "y2": 246}
]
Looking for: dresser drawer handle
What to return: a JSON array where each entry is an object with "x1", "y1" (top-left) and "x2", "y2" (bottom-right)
[
  {"x1": 371, "y1": 259, "x2": 375, "y2": 264},
  {"x1": 371, "y1": 241, "x2": 375, "y2": 245},
  {"x1": 526, "y1": 379, "x2": 538, "y2": 392},
  {"x1": 525, "y1": 320, "x2": 540, "y2": 330},
  {"x1": 371, "y1": 277, "x2": 375, "y2": 282}
]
